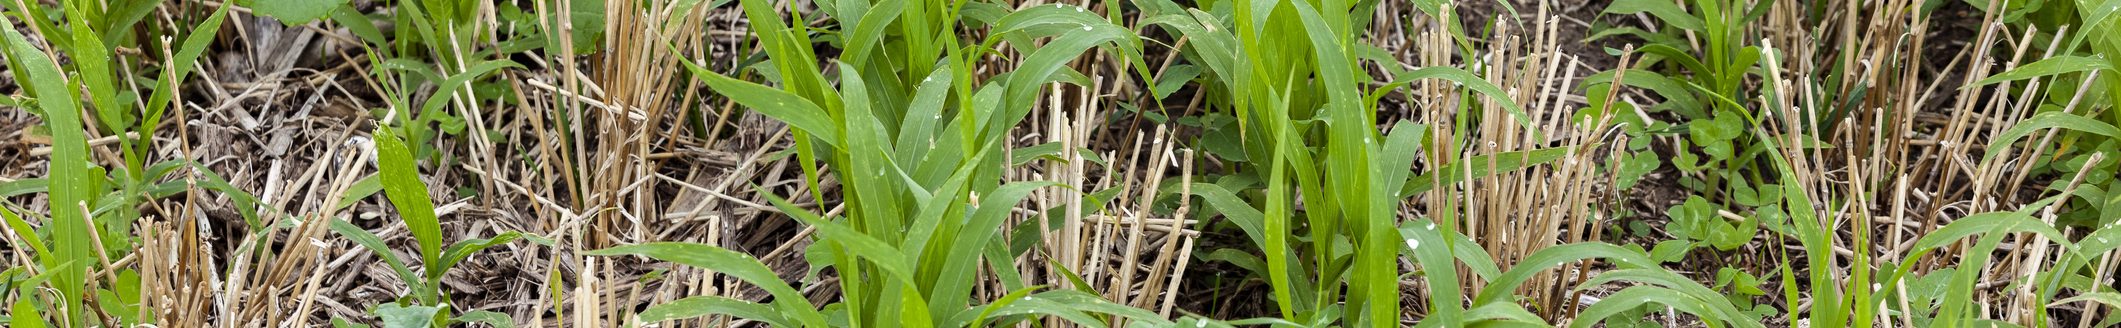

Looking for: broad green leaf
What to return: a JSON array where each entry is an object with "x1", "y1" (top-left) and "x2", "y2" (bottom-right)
[
  {"x1": 1615, "y1": 151, "x2": 1660, "y2": 189},
  {"x1": 373, "y1": 303, "x2": 441, "y2": 328},
  {"x1": 332, "y1": 8, "x2": 386, "y2": 44},
  {"x1": 839, "y1": 0, "x2": 906, "y2": 65},
  {"x1": 372, "y1": 127, "x2": 445, "y2": 293},
  {"x1": 417, "y1": 60, "x2": 524, "y2": 124},
  {"x1": 894, "y1": 66, "x2": 954, "y2": 163},
  {"x1": 932, "y1": 181, "x2": 1059, "y2": 315},
  {"x1": 1582, "y1": 268, "x2": 1757, "y2": 322}
]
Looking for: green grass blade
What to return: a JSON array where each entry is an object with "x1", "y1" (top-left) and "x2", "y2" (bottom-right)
[
  {"x1": 1979, "y1": 111, "x2": 2121, "y2": 165},
  {"x1": 583, "y1": 242, "x2": 827, "y2": 326},
  {"x1": 1569, "y1": 286, "x2": 1733, "y2": 328},
  {"x1": 677, "y1": 55, "x2": 842, "y2": 146},
  {"x1": 1, "y1": 203, "x2": 49, "y2": 258},
  {"x1": 2, "y1": 11, "x2": 96, "y2": 321},
  {"x1": 2053, "y1": 292, "x2": 2121, "y2": 311},
  {"x1": 1400, "y1": 221, "x2": 1464, "y2": 326},
  {"x1": 434, "y1": 231, "x2": 523, "y2": 278},
  {"x1": 1968, "y1": 55, "x2": 2114, "y2": 87},
  {"x1": 930, "y1": 180, "x2": 1057, "y2": 315},
  {"x1": 327, "y1": 218, "x2": 422, "y2": 293},
  {"x1": 1472, "y1": 243, "x2": 1656, "y2": 305},
  {"x1": 637, "y1": 295, "x2": 794, "y2": 327},
  {"x1": 761, "y1": 192, "x2": 919, "y2": 287},
  {"x1": 140, "y1": 4, "x2": 229, "y2": 150}
]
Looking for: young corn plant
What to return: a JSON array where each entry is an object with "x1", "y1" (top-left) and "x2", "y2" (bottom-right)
[
  {"x1": 588, "y1": 0, "x2": 1168, "y2": 327},
  {"x1": 326, "y1": 127, "x2": 528, "y2": 327}
]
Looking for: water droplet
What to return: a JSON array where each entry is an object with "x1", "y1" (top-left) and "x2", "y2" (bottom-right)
[
  {"x1": 1872, "y1": 283, "x2": 1882, "y2": 291},
  {"x1": 1405, "y1": 238, "x2": 1419, "y2": 249},
  {"x1": 1082, "y1": 25, "x2": 1094, "y2": 31},
  {"x1": 1425, "y1": 222, "x2": 1436, "y2": 230}
]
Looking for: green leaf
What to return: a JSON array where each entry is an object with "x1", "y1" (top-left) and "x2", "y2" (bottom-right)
[
  {"x1": 1689, "y1": 112, "x2": 1744, "y2": 143},
  {"x1": 373, "y1": 303, "x2": 441, "y2": 328},
  {"x1": 2054, "y1": 292, "x2": 2121, "y2": 310},
  {"x1": 1969, "y1": 55, "x2": 2114, "y2": 87},
  {"x1": 327, "y1": 218, "x2": 422, "y2": 297},
  {"x1": 1603, "y1": 0, "x2": 1707, "y2": 31},
  {"x1": 434, "y1": 231, "x2": 524, "y2": 279},
  {"x1": 372, "y1": 127, "x2": 445, "y2": 288},
  {"x1": 1153, "y1": 64, "x2": 1201, "y2": 100},
  {"x1": 142, "y1": 4, "x2": 229, "y2": 142},
  {"x1": 9, "y1": 293, "x2": 45, "y2": 328},
  {"x1": 677, "y1": 56, "x2": 842, "y2": 146},
  {"x1": 1401, "y1": 146, "x2": 1577, "y2": 197},
  {"x1": 1571, "y1": 286, "x2": 1752, "y2": 328},
  {"x1": 1981, "y1": 111, "x2": 2121, "y2": 166},
  {"x1": 1648, "y1": 240, "x2": 1692, "y2": 263},
  {"x1": 1, "y1": 204, "x2": 49, "y2": 258},
  {"x1": 336, "y1": 175, "x2": 382, "y2": 210},
  {"x1": 3, "y1": 9, "x2": 97, "y2": 319},
  {"x1": 0, "y1": 178, "x2": 45, "y2": 198},
  {"x1": 1615, "y1": 151, "x2": 1661, "y2": 189},
  {"x1": 1473, "y1": 243, "x2": 1658, "y2": 305},
  {"x1": 240, "y1": 0, "x2": 349, "y2": 24},
  {"x1": 452, "y1": 310, "x2": 514, "y2": 328},
  {"x1": 549, "y1": 0, "x2": 606, "y2": 53},
  {"x1": 637, "y1": 296, "x2": 792, "y2": 327},
  {"x1": 584, "y1": 243, "x2": 828, "y2": 327},
  {"x1": 1385, "y1": 67, "x2": 1539, "y2": 138},
  {"x1": 331, "y1": 8, "x2": 385, "y2": 44}
]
